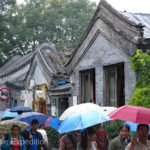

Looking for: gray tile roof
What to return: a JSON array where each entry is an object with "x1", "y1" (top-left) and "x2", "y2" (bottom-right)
[
  {"x1": 0, "y1": 52, "x2": 35, "y2": 74},
  {"x1": 50, "y1": 83, "x2": 72, "y2": 92},
  {"x1": 121, "y1": 11, "x2": 150, "y2": 39}
]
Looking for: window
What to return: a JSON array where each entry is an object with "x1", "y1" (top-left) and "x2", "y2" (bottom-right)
[
  {"x1": 104, "y1": 63, "x2": 125, "y2": 107},
  {"x1": 80, "y1": 68, "x2": 95, "y2": 103}
]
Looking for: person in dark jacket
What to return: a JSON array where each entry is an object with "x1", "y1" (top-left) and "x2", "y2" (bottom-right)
[
  {"x1": 108, "y1": 124, "x2": 131, "y2": 150},
  {"x1": 1, "y1": 125, "x2": 26, "y2": 150},
  {"x1": 22, "y1": 119, "x2": 47, "y2": 150}
]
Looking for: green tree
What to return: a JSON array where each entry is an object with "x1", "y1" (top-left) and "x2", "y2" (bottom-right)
[
  {"x1": 0, "y1": 0, "x2": 96, "y2": 66},
  {"x1": 0, "y1": 0, "x2": 16, "y2": 65},
  {"x1": 128, "y1": 49, "x2": 150, "y2": 108}
]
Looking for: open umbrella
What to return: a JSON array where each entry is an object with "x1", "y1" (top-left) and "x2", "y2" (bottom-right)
[
  {"x1": 0, "y1": 119, "x2": 29, "y2": 134},
  {"x1": 1, "y1": 111, "x2": 18, "y2": 119},
  {"x1": 15, "y1": 112, "x2": 48, "y2": 129},
  {"x1": 108, "y1": 105, "x2": 150, "y2": 124},
  {"x1": 60, "y1": 103, "x2": 110, "y2": 120},
  {"x1": 50, "y1": 117, "x2": 62, "y2": 130},
  {"x1": 100, "y1": 106, "x2": 117, "y2": 114},
  {"x1": 45, "y1": 117, "x2": 52, "y2": 127},
  {"x1": 3, "y1": 108, "x2": 10, "y2": 113},
  {"x1": 53, "y1": 103, "x2": 109, "y2": 134},
  {"x1": 10, "y1": 106, "x2": 32, "y2": 113},
  {"x1": 58, "y1": 110, "x2": 109, "y2": 134},
  {"x1": 125, "y1": 121, "x2": 150, "y2": 134}
]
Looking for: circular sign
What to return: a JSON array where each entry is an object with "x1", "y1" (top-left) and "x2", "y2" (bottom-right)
[{"x1": 0, "y1": 88, "x2": 10, "y2": 101}]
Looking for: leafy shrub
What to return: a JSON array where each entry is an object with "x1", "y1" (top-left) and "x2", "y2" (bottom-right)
[
  {"x1": 101, "y1": 121, "x2": 123, "y2": 140},
  {"x1": 128, "y1": 87, "x2": 150, "y2": 108},
  {"x1": 45, "y1": 127, "x2": 61, "y2": 148},
  {"x1": 128, "y1": 49, "x2": 150, "y2": 107}
]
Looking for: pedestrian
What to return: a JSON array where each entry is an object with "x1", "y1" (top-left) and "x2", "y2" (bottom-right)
[
  {"x1": 1, "y1": 125, "x2": 26, "y2": 150},
  {"x1": 37, "y1": 124, "x2": 48, "y2": 148},
  {"x1": 108, "y1": 124, "x2": 131, "y2": 150},
  {"x1": 59, "y1": 131, "x2": 81, "y2": 150},
  {"x1": 92, "y1": 124, "x2": 109, "y2": 150},
  {"x1": 77, "y1": 127, "x2": 98, "y2": 150},
  {"x1": 125, "y1": 124, "x2": 150, "y2": 150},
  {"x1": 22, "y1": 119, "x2": 47, "y2": 150}
]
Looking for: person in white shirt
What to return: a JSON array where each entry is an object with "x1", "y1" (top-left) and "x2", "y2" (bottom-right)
[
  {"x1": 125, "y1": 124, "x2": 150, "y2": 150},
  {"x1": 37, "y1": 124, "x2": 48, "y2": 148}
]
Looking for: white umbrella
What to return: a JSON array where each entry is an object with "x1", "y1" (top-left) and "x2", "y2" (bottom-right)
[
  {"x1": 99, "y1": 106, "x2": 117, "y2": 114},
  {"x1": 0, "y1": 119, "x2": 29, "y2": 134},
  {"x1": 59, "y1": 103, "x2": 111, "y2": 121}
]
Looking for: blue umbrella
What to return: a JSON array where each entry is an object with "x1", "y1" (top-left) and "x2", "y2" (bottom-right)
[
  {"x1": 10, "y1": 106, "x2": 32, "y2": 112},
  {"x1": 1, "y1": 111, "x2": 18, "y2": 119},
  {"x1": 50, "y1": 117, "x2": 62, "y2": 130},
  {"x1": 55, "y1": 110, "x2": 109, "y2": 134},
  {"x1": 125, "y1": 121, "x2": 150, "y2": 134},
  {"x1": 15, "y1": 112, "x2": 48, "y2": 130}
]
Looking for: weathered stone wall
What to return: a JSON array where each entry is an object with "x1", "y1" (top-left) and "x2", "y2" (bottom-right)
[{"x1": 70, "y1": 33, "x2": 136, "y2": 105}]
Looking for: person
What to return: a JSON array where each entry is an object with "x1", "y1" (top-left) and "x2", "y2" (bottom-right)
[
  {"x1": 22, "y1": 119, "x2": 47, "y2": 150},
  {"x1": 125, "y1": 124, "x2": 150, "y2": 150},
  {"x1": 92, "y1": 124, "x2": 109, "y2": 150},
  {"x1": 0, "y1": 134, "x2": 4, "y2": 149},
  {"x1": 1, "y1": 125, "x2": 26, "y2": 150},
  {"x1": 108, "y1": 124, "x2": 131, "y2": 150},
  {"x1": 37, "y1": 124, "x2": 48, "y2": 148},
  {"x1": 77, "y1": 127, "x2": 98, "y2": 150},
  {"x1": 59, "y1": 131, "x2": 81, "y2": 150}
]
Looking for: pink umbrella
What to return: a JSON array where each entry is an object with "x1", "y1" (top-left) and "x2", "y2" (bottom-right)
[
  {"x1": 45, "y1": 117, "x2": 52, "y2": 127},
  {"x1": 108, "y1": 105, "x2": 150, "y2": 124},
  {"x1": 3, "y1": 108, "x2": 10, "y2": 113}
]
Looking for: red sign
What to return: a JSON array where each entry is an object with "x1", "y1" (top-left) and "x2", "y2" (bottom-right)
[{"x1": 0, "y1": 88, "x2": 10, "y2": 101}]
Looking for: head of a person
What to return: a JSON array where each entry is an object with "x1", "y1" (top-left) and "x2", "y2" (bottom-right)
[
  {"x1": 137, "y1": 124, "x2": 149, "y2": 141},
  {"x1": 119, "y1": 124, "x2": 130, "y2": 139},
  {"x1": 31, "y1": 119, "x2": 39, "y2": 131},
  {"x1": 38, "y1": 124, "x2": 45, "y2": 129},
  {"x1": 80, "y1": 127, "x2": 97, "y2": 149},
  {"x1": 92, "y1": 124, "x2": 101, "y2": 132},
  {"x1": 11, "y1": 125, "x2": 20, "y2": 137},
  {"x1": 87, "y1": 127, "x2": 97, "y2": 141},
  {"x1": 17, "y1": 111, "x2": 23, "y2": 115}
]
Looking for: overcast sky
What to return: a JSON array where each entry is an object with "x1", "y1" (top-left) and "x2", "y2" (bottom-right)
[
  {"x1": 91, "y1": 0, "x2": 150, "y2": 13},
  {"x1": 17, "y1": 0, "x2": 150, "y2": 13}
]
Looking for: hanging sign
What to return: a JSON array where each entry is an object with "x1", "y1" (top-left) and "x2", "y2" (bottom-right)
[{"x1": 0, "y1": 88, "x2": 10, "y2": 101}]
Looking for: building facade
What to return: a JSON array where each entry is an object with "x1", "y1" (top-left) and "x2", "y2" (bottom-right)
[{"x1": 66, "y1": 0, "x2": 150, "y2": 107}]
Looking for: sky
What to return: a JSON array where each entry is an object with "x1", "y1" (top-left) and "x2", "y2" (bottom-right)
[
  {"x1": 91, "y1": 0, "x2": 150, "y2": 13},
  {"x1": 17, "y1": 0, "x2": 150, "y2": 13}
]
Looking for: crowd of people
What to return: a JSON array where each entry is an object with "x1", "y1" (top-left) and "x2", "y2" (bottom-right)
[
  {"x1": 1, "y1": 121, "x2": 150, "y2": 150},
  {"x1": 0, "y1": 119, "x2": 48, "y2": 150},
  {"x1": 59, "y1": 123, "x2": 150, "y2": 150}
]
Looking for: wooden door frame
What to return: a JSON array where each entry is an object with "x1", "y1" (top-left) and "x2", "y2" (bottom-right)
[
  {"x1": 32, "y1": 100, "x2": 46, "y2": 114},
  {"x1": 81, "y1": 68, "x2": 95, "y2": 103},
  {"x1": 105, "y1": 67, "x2": 118, "y2": 106}
]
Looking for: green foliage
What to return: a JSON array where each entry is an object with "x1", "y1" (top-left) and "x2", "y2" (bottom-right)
[
  {"x1": 0, "y1": 0, "x2": 96, "y2": 66},
  {"x1": 128, "y1": 87, "x2": 150, "y2": 108},
  {"x1": 128, "y1": 49, "x2": 150, "y2": 108},
  {"x1": 0, "y1": 0, "x2": 16, "y2": 66},
  {"x1": 45, "y1": 127, "x2": 61, "y2": 148},
  {"x1": 101, "y1": 121, "x2": 123, "y2": 140}
]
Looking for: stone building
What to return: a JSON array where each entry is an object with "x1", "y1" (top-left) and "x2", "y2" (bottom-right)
[
  {"x1": 65, "y1": 0, "x2": 150, "y2": 107},
  {"x1": 1, "y1": 0, "x2": 150, "y2": 116},
  {"x1": 0, "y1": 52, "x2": 34, "y2": 110},
  {"x1": 0, "y1": 43, "x2": 69, "y2": 116}
]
